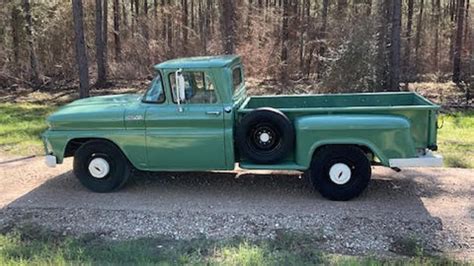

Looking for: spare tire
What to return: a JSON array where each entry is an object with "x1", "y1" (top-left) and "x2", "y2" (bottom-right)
[{"x1": 236, "y1": 108, "x2": 294, "y2": 164}]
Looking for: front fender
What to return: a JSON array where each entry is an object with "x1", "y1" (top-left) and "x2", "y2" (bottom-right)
[
  {"x1": 294, "y1": 115, "x2": 417, "y2": 167},
  {"x1": 42, "y1": 129, "x2": 146, "y2": 169}
]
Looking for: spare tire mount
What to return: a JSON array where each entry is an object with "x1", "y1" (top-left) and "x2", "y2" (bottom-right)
[{"x1": 236, "y1": 108, "x2": 294, "y2": 164}]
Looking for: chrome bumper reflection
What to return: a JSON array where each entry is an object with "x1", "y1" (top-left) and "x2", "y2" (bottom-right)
[
  {"x1": 389, "y1": 151, "x2": 443, "y2": 168},
  {"x1": 45, "y1": 155, "x2": 57, "y2": 168}
]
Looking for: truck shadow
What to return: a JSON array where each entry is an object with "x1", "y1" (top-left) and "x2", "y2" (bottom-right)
[
  {"x1": 3, "y1": 166, "x2": 468, "y2": 257},
  {"x1": 3, "y1": 167, "x2": 457, "y2": 211}
]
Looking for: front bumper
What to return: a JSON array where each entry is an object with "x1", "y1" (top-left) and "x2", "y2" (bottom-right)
[
  {"x1": 45, "y1": 155, "x2": 57, "y2": 168},
  {"x1": 42, "y1": 132, "x2": 57, "y2": 168},
  {"x1": 41, "y1": 130, "x2": 67, "y2": 166},
  {"x1": 389, "y1": 151, "x2": 443, "y2": 168}
]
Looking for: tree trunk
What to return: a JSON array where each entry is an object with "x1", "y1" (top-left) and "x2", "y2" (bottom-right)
[
  {"x1": 144, "y1": 0, "x2": 149, "y2": 17},
  {"x1": 95, "y1": 0, "x2": 107, "y2": 87},
  {"x1": 299, "y1": 0, "x2": 309, "y2": 73},
  {"x1": 389, "y1": 0, "x2": 402, "y2": 91},
  {"x1": 103, "y1": 0, "x2": 108, "y2": 64},
  {"x1": 449, "y1": 0, "x2": 457, "y2": 64},
  {"x1": 153, "y1": 0, "x2": 158, "y2": 37},
  {"x1": 130, "y1": 0, "x2": 135, "y2": 31},
  {"x1": 167, "y1": 0, "x2": 173, "y2": 56},
  {"x1": 317, "y1": 0, "x2": 329, "y2": 78},
  {"x1": 183, "y1": 0, "x2": 188, "y2": 52},
  {"x1": 143, "y1": 0, "x2": 149, "y2": 40},
  {"x1": 404, "y1": 0, "x2": 414, "y2": 82},
  {"x1": 113, "y1": 0, "x2": 121, "y2": 61},
  {"x1": 220, "y1": 0, "x2": 235, "y2": 54},
  {"x1": 121, "y1": 0, "x2": 127, "y2": 27},
  {"x1": 200, "y1": 0, "x2": 205, "y2": 53},
  {"x1": 281, "y1": 0, "x2": 289, "y2": 76},
  {"x1": 337, "y1": 0, "x2": 348, "y2": 18},
  {"x1": 190, "y1": 0, "x2": 194, "y2": 31},
  {"x1": 72, "y1": 0, "x2": 90, "y2": 98},
  {"x1": 414, "y1": 0, "x2": 424, "y2": 76},
  {"x1": 161, "y1": 0, "x2": 166, "y2": 39},
  {"x1": 434, "y1": 0, "x2": 441, "y2": 71},
  {"x1": 453, "y1": 0, "x2": 465, "y2": 83},
  {"x1": 464, "y1": 0, "x2": 471, "y2": 89},
  {"x1": 450, "y1": 0, "x2": 457, "y2": 21},
  {"x1": 206, "y1": 0, "x2": 212, "y2": 38},
  {"x1": 198, "y1": 0, "x2": 203, "y2": 49},
  {"x1": 246, "y1": 0, "x2": 253, "y2": 38},
  {"x1": 376, "y1": 0, "x2": 390, "y2": 91},
  {"x1": 10, "y1": 5, "x2": 21, "y2": 66},
  {"x1": 23, "y1": 0, "x2": 40, "y2": 85},
  {"x1": 464, "y1": 0, "x2": 470, "y2": 44}
]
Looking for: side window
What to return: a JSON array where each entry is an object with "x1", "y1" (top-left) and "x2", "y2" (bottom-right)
[
  {"x1": 143, "y1": 73, "x2": 165, "y2": 103},
  {"x1": 232, "y1": 67, "x2": 243, "y2": 92},
  {"x1": 169, "y1": 71, "x2": 218, "y2": 104}
]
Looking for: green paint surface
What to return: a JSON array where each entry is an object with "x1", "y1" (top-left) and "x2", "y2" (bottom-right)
[{"x1": 42, "y1": 56, "x2": 441, "y2": 170}]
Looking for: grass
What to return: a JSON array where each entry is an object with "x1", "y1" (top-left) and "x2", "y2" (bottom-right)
[
  {"x1": 0, "y1": 225, "x2": 465, "y2": 265},
  {"x1": 0, "y1": 103, "x2": 55, "y2": 156},
  {"x1": 437, "y1": 111, "x2": 474, "y2": 168}
]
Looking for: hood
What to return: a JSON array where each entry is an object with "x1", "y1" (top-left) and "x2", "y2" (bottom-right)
[
  {"x1": 67, "y1": 94, "x2": 142, "y2": 107},
  {"x1": 47, "y1": 94, "x2": 142, "y2": 130}
]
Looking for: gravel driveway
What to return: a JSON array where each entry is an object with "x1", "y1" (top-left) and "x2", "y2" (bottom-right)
[{"x1": 0, "y1": 156, "x2": 472, "y2": 259}]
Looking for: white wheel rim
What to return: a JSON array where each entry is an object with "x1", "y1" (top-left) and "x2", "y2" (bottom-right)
[
  {"x1": 88, "y1": 158, "x2": 110, "y2": 179},
  {"x1": 259, "y1": 132, "x2": 270, "y2": 143},
  {"x1": 329, "y1": 163, "x2": 352, "y2": 185}
]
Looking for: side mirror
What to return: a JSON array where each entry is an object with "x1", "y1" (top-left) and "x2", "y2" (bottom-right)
[
  {"x1": 205, "y1": 75, "x2": 214, "y2": 91},
  {"x1": 175, "y1": 69, "x2": 186, "y2": 104}
]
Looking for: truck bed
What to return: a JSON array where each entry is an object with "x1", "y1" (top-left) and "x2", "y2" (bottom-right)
[
  {"x1": 239, "y1": 92, "x2": 437, "y2": 111},
  {"x1": 238, "y1": 92, "x2": 440, "y2": 151}
]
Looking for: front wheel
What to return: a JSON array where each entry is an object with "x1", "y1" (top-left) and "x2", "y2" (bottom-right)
[
  {"x1": 73, "y1": 140, "x2": 131, "y2": 192},
  {"x1": 308, "y1": 145, "x2": 371, "y2": 201}
]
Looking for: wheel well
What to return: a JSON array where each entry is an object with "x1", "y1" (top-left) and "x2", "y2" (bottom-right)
[
  {"x1": 65, "y1": 138, "x2": 137, "y2": 169},
  {"x1": 64, "y1": 138, "x2": 117, "y2": 157},
  {"x1": 313, "y1": 144, "x2": 377, "y2": 162}
]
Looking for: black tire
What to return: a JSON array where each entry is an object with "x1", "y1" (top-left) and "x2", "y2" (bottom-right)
[
  {"x1": 308, "y1": 145, "x2": 371, "y2": 201},
  {"x1": 236, "y1": 107, "x2": 294, "y2": 164},
  {"x1": 73, "y1": 140, "x2": 131, "y2": 192}
]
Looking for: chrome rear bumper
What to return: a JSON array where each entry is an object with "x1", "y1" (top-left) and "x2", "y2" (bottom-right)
[{"x1": 389, "y1": 151, "x2": 443, "y2": 168}]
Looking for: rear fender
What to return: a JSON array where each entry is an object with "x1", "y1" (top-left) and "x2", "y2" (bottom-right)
[{"x1": 294, "y1": 115, "x2": 417, "y2": 167}]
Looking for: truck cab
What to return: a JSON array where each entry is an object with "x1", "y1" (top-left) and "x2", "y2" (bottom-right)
[
  {"x1": 43, "y1": 55, "x2": 443, "y2": 200},
  {"x1": 136, "y1": 55, "x2": 245, "y2": 171}
]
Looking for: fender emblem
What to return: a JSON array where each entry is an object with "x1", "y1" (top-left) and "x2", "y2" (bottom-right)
[{"x1": 126, "y1": 115, "x2": 144, "y2": 121}]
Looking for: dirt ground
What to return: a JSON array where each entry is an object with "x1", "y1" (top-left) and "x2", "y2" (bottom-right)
[{"x1": 0, "y1": 155, "x2": 473, "y2": 260}]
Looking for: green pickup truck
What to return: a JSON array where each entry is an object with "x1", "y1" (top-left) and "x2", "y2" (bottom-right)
[{"x1": 42, "y1": 55, "x2": 443, "y2": 200}]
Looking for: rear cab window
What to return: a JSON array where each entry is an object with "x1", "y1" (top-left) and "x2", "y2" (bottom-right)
[{"x1": 232, "y1": 67, "x2": 244, "y2": 92}]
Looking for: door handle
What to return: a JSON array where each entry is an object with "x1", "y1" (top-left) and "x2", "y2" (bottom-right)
[{"x1": 206, "y1": 111, "x2": 221, "y2": 116}]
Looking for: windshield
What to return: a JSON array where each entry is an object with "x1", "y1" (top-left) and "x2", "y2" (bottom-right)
[{"x1": 143, "y1": 73, "x2": 165, "y2": 103}]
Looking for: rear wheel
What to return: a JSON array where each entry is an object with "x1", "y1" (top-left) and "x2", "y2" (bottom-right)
[
  {"x1": 73, "y1": 140, "x2": 131, "y2": 192},
  {"x1": 308, "y1": 145, "x2": 371, "y2": 201}
]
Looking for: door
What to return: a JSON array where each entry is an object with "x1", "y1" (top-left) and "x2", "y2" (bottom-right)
[{"x1": 145, "y1": 70, "x2": 227, "y2": 170}]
